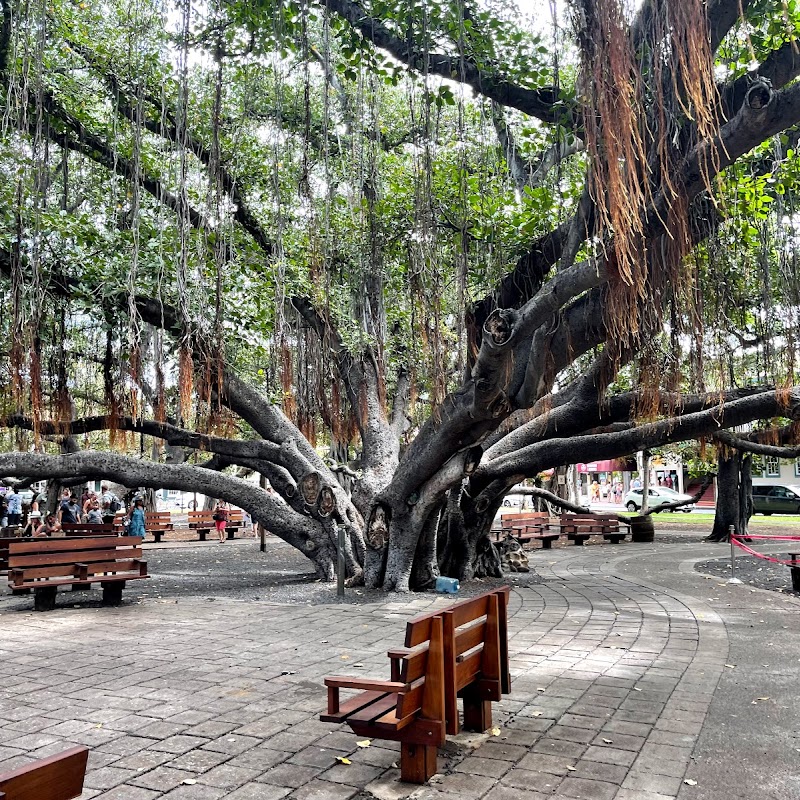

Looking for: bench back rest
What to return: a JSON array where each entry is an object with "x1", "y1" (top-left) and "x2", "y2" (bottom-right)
[
  {"x1": 404, "y1": 586, "x2": 510, "y2": 734},
  {"x1": 0, "y1": 536, "x2": 22, "y2": 570},
  {"x1": 500, "y1": 511, "x2": 548, "y2": 525},
  {"x1": 8, "y1": 537, "x2": 144, "y2": 584},
  {"x1": 0, "y1": 745, "x2": 88, "y2": 800},
  {"x1": 189, "y1": 510, "x2": 243, "y2": 524},
  {"x1": 145, "y1": 512, "x2": 171, "y2": 522},
  {"x1": 392, "y1": 615, "x2": 445, "y2": 729},
  {"x1": 61, "y1": 524, "x2": 117, "y2": 537},
  {"x1": 560, "y1": 513, "x2": 619, "y2": 532}
]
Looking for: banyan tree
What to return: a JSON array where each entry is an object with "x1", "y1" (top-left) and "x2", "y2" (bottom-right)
[{"x1": 1, "y1": 0, "x2": 800, "y2": 589}]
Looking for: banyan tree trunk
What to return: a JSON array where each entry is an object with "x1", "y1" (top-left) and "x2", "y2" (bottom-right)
[{"x1": 709, "y1": 450, "x2": 752, "y2": 541}]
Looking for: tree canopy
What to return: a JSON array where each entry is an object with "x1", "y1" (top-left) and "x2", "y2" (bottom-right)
[{"x1": 2, "y1": 0, "x2": 800, "y2": 588}]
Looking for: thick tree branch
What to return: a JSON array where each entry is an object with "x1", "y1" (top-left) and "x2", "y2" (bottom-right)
[
  {"x1": 713, "y1": 429, "x2": 800, "y2": 457},
  {"x1": 0, "y1": 450, "x2": 321, "y2": 553},
  {"x1": 63, "y1": 36, "x2": 276, "y2": 256},
  {"x1": 481, "y1": 390, "x2": 800, "y2": 481},
  {"x1": 319, "y1": 0, "x2": 578, "y2": 126}
]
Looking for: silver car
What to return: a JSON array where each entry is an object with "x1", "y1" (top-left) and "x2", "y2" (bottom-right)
[{"x1": 624, "y1": 486, "x2": 694, "y2": 512}]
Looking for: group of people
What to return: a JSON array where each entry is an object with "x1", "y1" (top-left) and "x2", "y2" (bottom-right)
[
  {"x1": 589, "y1": 479, "x2": 625, "y2": 503},
  {"x1": 1, "y1": 484, "x2": 232, "y2": 542}
]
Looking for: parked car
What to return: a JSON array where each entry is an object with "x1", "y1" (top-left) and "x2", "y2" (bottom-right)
[
  {"x1": 751, "y1": 484, "x2": 800, "y2": 515},
  {"x1": 623, "y1": 486, "x2": 694, "y2": 512}
]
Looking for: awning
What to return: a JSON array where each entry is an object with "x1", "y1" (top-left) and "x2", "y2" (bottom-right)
[{"x1": 576, "y1": 459, "x2": 632, "y2": 473}]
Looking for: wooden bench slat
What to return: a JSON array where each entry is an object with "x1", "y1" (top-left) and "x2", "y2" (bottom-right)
[
  {"x1": 454, "y1": 619, "x2": 488, "y2": 656},
  {"x1": 10, "y1": 564, "x2": 82, "y2": 581},
  {"x1": 9, "y1": 547, "x2": 142, "y2": 568},
  {"x1": 454, "y1": 647, "x2": 483, "y2": 687},
  {"x1": 447, "y1": 596, "x2": 491, "y2": 629},
  {"x1": 8, "y1": 537, "x2": 141, "y2": 554},
  {"x1": 0, "y1": 745, "x2": 88, "y2": 800},
  {"x1": 396, "y1": 677, "x2": 426, "y2": 719},
  {"x1": 11, "y1": 575, "x2": 140, "y2": 590},
  {"x1": 319, "y1": 689, "x2": 387, "y2": 723},
  {"x1": 346, "y1": 692, "x2": 402, "y2": 724}
]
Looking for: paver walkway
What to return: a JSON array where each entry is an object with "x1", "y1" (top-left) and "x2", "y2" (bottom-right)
[{"x1": 0, "y1": 538, "x2": 795, "y2": 800}]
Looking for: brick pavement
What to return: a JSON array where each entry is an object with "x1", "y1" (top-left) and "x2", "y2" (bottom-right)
[{"x1": 0, "y1": 542, "x2": 730, "y2": 800}]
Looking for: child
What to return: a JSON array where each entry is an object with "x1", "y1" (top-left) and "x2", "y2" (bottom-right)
[{"x1": 127, "y1": 498, "x2": 146, "y2": 538}]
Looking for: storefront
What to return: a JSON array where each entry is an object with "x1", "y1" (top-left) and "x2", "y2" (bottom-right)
[{"x1": 576, "y1": 459, "x2": 636, "y2": 503}]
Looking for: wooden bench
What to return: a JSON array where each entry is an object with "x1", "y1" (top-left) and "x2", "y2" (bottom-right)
[
  {"x1": 492, "y1": 512, "x2": 533, "y2": 539},
  {"x1": 8, "y1": 536, "x2": 149, "y2": 611},
  {"x1": 501, "y1": 513, "x2": 560, "y2": 549},
  {"x1": 558, "y1": 513, "x2": 629, "y2": 545},
  {"x1": 320, "y1": 587, "x2": 510, "y2": 783},
  {"x1": 390, "y1": 586, "x2": 511, "y2": 735},
  {"x1": 61, "y1": 523, "x2": 117, "y2": 537},
  {"x1": 145, "y1": 512, "x2": 174, "y2": 543},
  {"x1": 188, "y1": 510, "x2": 244, "y2": 541},
  {"x1": 0, "y1": 745, "x2": 88, "y2": 800},
  {"x1": 0, "y1": 535, "x2": 23, "y2": 574}
]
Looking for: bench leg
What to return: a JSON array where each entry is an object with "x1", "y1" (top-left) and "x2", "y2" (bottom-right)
[
  {"x1": 462, "y1": 686, "x2": 492, "y2": 732},
  {"x1": 791, "y1": 566, "x2": 800, "y2": 592},
  {"x1": 226, "y1": 528, "x2": 235, "y2": 540},
  {"x1": 541, "y1": 538, "x2": 553, "y2": 549},
  {"x1": 153, "y1": 532, "x2": 163, "y2": 544},
  {"x1": 101, "y1": 582, "x2": 125, "y2": 606},
  {"x1": 400, "y1": 742, "x2": 437, "y2": 784},
  {"x1": 34, "y1": 586, "x2": 57, "y2": 612},
  {"x1": 198, "y1": 529, "x2": 208, "y2": 541}
]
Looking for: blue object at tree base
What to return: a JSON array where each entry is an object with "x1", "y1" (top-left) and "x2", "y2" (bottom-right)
[{"x1": 435, "y1": 576, "x2": 459, "y2": 593}]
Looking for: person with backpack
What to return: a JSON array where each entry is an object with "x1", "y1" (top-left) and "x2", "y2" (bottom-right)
[{"x1": 100, "y1": 485, "x2": 121, "y2": 524}]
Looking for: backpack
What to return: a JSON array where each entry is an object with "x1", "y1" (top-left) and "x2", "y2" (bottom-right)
[{"x1": 109, "y1": 497, "x2": 120, "y2": 513}]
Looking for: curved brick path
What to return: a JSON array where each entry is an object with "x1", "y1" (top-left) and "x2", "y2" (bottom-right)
[{"x1": 0, "y1": 540, "x2": 742, "y2": 800}]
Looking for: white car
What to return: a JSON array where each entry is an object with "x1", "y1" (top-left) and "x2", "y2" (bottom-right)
[{"x1": 623, "y1": 486, "x2": 694, "y2": 513}]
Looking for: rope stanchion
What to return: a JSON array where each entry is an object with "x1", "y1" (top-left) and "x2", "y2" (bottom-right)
[
  {"x1": 728, "y1": 526, "x2": 742, "y2": 584},
  {"x1": 730, "y1": 533, "x2": 800, "y2": 567}
]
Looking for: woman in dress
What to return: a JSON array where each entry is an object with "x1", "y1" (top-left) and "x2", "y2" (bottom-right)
[
  {"x1": 214, "y1": 500, "x2": 228, "y2": 543},
  {"x1": 127, "y1": 498, "x2": 146, "y2": 538}
]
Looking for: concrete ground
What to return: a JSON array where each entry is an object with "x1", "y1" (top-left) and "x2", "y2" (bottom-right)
[{"x1": 0, "y1": 533, "x2": 798, "y2": 800}]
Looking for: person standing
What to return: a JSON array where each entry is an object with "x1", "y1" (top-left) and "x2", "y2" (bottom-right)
[
  {"x1": 59, "y1": 494, "x2": 81, "y2": 525},
  {"x1": 127, "y1": 498, "x2": 146, "y2": 538},
  {"x1": 100, "y1": 485, "x2": 121, "y2": 524},
  {"x1": 213, "y1": 500, "x2": 228, "y2": 543},
  {"x1": 6, "y1": 488, "x2": 22, "y2": 527}
]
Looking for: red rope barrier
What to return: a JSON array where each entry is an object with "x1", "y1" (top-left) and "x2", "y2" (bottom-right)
[{"x1": 731, "y1": 534, "x2": 800, "y2": 566}]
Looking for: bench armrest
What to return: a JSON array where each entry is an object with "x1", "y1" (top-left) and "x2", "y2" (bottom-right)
[
  {"x1": 387, "y1": 648, "x2": 414, "y2": 681},
  {"x1": 324, "y1": 676, "x2": 407, "y2": 717},
  {"x1": 324, "y1": 676, "x2": 407, "y2": 692}
]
